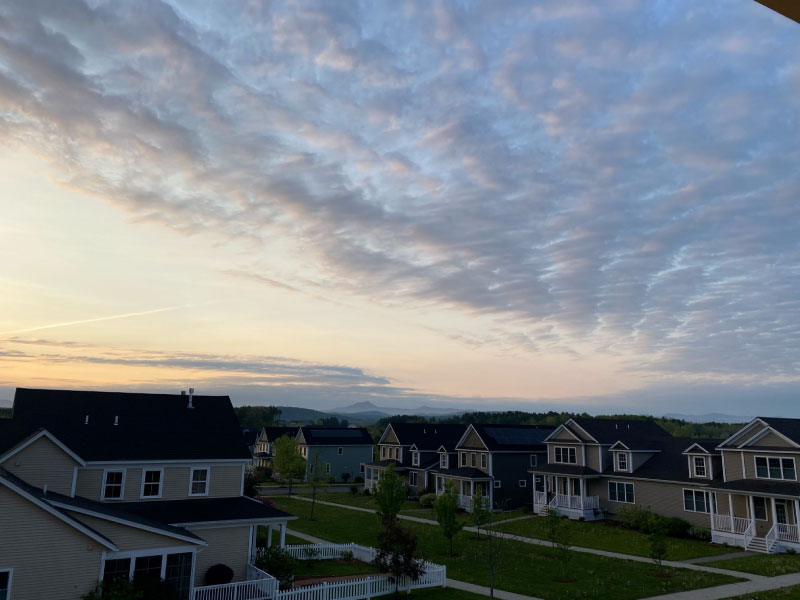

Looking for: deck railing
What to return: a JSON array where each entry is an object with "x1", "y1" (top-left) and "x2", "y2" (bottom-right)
[
  {"x1": 713, "y1": 514, "x2": 753, "y2": 535},
  {"x1": 192, "y1": 566, "x2": 277, "y2": 600},
  {"x1": 550, "y1": 494, "x2": 599, "y2": 510},
  {"x1": 533, "y1": 491, "x2": 547, "y2": 506},
  {"x1": 283, "y1": 543, "x2": 377, "y2": 563},
  {"x1": 777, "y1": 523, "x2": 800, "y2": 543}
]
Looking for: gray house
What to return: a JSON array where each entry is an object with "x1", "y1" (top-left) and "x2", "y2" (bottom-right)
[{"x1": 296, "y1": 426, "x2": 373, "y2": 482}]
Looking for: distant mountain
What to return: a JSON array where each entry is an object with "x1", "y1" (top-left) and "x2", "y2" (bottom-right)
[
  {"x1": 275, "y1": 405, "x2": 390, "y2": 425},
  {"x1": 664, "y1": 413, "x2": 753, "y2": 424},
  {"x1": 331, "y1": 400, "x2": 463, "y2": 417}
]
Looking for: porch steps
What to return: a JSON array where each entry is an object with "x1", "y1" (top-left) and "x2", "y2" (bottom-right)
[{"x1": 746, "y1": 537, "x2": 768, "y2": 553}]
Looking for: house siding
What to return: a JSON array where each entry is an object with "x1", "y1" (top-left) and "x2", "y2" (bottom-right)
[
  {"x1": 551, "y1": 428, "x2": 581, "y2": 442},
  {"x1": 75, "y1": 463, "x2": 244, "y2": 501},
  {"x1": 722, "y1": 451, "x2": 744, "y2": 481},
  {"x1": 190, "y1": 526, "x2": 251, "y2": 585},
  {"x1": 460, "y1": 429, "x2": 487, "y2": 450},
  {"x1": 383, "y1": 429, "x2": 400, "y2": 445},
  {"x1": 0, "y1": 436, "x2": 78, "y2": 495},
  {"x1": 548, "y1": 443, "x2": 584, "y2": 466},
  {"x1": 306, "y1": 446, "x2": 373, "y2": 481},
  {"x1": 0, "y1": 485, "x2": 103, "y2": 600},
  {"x1": 591, "y1": 479, "x2": 713, "y2": 528},
  {"x1": 492, "y1": 453, "x2": 535, "y2": 509},
  {"x1": 725, "y1": 422, "x2": 765, "y2": 447},
  {"x1": 585, "y1": 446, "x2": 600, "y2": 471},
  {"x1": 72, "y1": 513, "x2": 194, "y2": 551}
]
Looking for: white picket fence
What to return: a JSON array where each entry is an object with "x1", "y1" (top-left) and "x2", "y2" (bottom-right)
[{"x1": 282, "y1": 543, "x2": 377, "y2": 563}]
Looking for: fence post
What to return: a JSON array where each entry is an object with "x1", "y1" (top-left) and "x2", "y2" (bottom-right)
[
  {"x1": 442, "y1": 565, "x2": 447, "y2": 588},
  {"x1": 366, "y1": 577, "x2": 371, "y2": 600},
  {"x1": 323, "y1": 581, "x2": 329, "y2": 600}
]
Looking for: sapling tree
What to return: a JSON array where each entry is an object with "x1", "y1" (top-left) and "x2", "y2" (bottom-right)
[
  {"x1": 374, "y1": 463, "x2": 406, "y2": 524},
  {"x1": 308, "y1": 450, "x2": 325, "y2": 520},
  {"x1": 648, "y1": 515, "x2": 668, "y2": 575},
  {"x1": 435, "y1": 481, "x2": 464, "y2": 556},
  {"x1": 375, "y1": 519, "x2": 425, "y2": 596},
  {"x1": 272, "y1": 435, "x2": 307, "y2": 497},
  {"x1": 470, "y1": 488, "x2": 490, "y2": 538}
]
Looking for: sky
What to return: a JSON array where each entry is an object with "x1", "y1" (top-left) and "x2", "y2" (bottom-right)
[{"x1": 0, "y1": 0, "x2": 798, "y2": 417}]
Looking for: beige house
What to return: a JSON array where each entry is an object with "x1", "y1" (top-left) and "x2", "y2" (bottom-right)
[{"x1": 0, "y1": 388, "x2": 295, "y2": 600}]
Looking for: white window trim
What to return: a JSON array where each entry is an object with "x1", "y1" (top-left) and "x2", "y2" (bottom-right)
[
  {"x1": 409, "y1": 471, "x2": 418, "y2": 486},
  {"x1": 460, "y1": 452, "x2": 466, "y2": 467},
  {"x1": 616, "y1": 452, "x2": 628, "y2": 472},
  {"x1": 188, "y1": 466, "x2": 210, "y2": 497},
  {"x1": 140, "y1": 468, "x2": 164, "y2": 499},
  {"x1": 440, "y1": 454, "x2": 448, "y2": 469},
  {"x1": 554, "y1": 446, "x2": 577, "y2": 464},
  {"x1": 493, "y1": 480, "x2": 501, "y2": 488},
  {"x1": 608, "y1": 481, "x2": 635, "y2": 504},
  {"x1": 100, "y1": 546, "x2": 198, "y2": 583},
  {"x1": 518, "y1": 479, "x2": 527, "y2": 488},
  {"x1": 412, "y1": 451, "x2": 419, "y2": 467},
  {"x1": 101, "y1": 468, "x2": 127, "y2": 501},
  {"x1": 752, "y1": 496, "x2": 769, "y2": 521},
  {"x1": 754, "y1": 455, "x2": 797, "y2": 481},
  {"x1": 529, "y1": 454, "x2": 538, "y2": 468},
  {"x1": 0, "y1": 567, "x2": 12, "y2": 600},
  {"x1": 683, "y1": 488, "x2": 713, "y2": 513},
  {"x1": 325, "y1": 463, "x2": 331, "y2": 475},
  {"x1": 360, "y1": 463, "x2": 365, "y2": 473},
  {"x1": 693, "y1": 457, "x2": 707, "y2": 478},
  {"x1": 481, "y1": 454, "x2": 488, "y2": 469}
]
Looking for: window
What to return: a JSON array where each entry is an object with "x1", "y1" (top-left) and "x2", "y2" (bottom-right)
[
  {"x1": 529, "y1": 454, "x2": 537, "y2": 468},
  {"x1": 360, "y1": 463, "x2": 365, "y2": 473},
  {"x1": 412, "y1": 451, "x2": 419, "y2": 466},
  {"x1": 460, "y1": 452, "x2": 466, "y2": 467},
  {"x1": 440, "y1": 454, "x2": 448, "y2": 469},
  {"x1": 141, "y1": 469, "x2": 163, "y2": 498},
  {"x1": 519, "y1": 479, "x2": 527, "y2": 488},
  {"x1": 103, "y1": 558, "x2": 131, "y2": 584},
  {"x1": 481, "y1": 454, "x2": 488, "y2": 469},
  {"x1": 693, "y1": 457, "x2": 706, "y2": 477},
  {"x1": 338, "y1": 447, "x2": 343, "y2": 455},
  {"x1": 409, "y1": 471, "x2": 418, "y2": 486},
  {"x1": 0, "y1": 569, "x2": 12, "y2": 600},
  {"x1": 165, "y1": 553, "x2": 193, "y2": 600},
  {"x1": 755, "y1": 456, "x2": 796, "y2": 480},
  {"x1": 753, "y1": 496, "x2": 767, "y2": 520},
  {"x1": 684, "y1": 489, "x2": 714, "y2": 513},
  {"x1": 554, "y1": 447, "x2": 577, "y2": 464},
  {"x1": 381, "y1": 447, "x2": 386, "y2": 459},
  {"x1": 493, "y1": 480, "x2": 501, "y2": 488},
  {"x1": 103, "y1": 469, "x2": 125, "y2": 500},
  {"x1": 133, "y1": 555, "x2": 163, "y2": 584},
  {"x1": 471, "y1": 452, "x2": 476, "y2": 467},
  {"x1": 325, "y1": 463, "x2": 331, "y2": 474},
  {"x1": 616, "y1": 453, "x2": 628, "y2": 472},
  {"x1": 189, "y1": 467, "x2": 209, "y2": 496},
  {"x1": 608, "y1": 481, "x2": 634, "y2": 503}
]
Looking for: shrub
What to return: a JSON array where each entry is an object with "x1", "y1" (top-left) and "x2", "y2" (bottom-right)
[
  {"x1": 787, "y1": 547, "x2": 797, "y2": 555},
  {"x1": 363, "y1": 488, "x2": 372, "y2": 496},
  {"x1": 350, "y1": 485, "x2": 359, "y2": 495},
  {"x1": 256, "y1": 547, "x2": 298, "y2": 590},
  {"x1": 354, "y1": 476, "x2": 364, "y2": 483},
  {"x1": 342, "y1": 472, "x2": 351, "y2": 483},
  {"x1": 520, "y1": 505, "x2": 531, "y2": 514},
  {"x1": 616, "y1": 505, "x2": 652, "y2": 531},
  {"x1": 243, "y1": 472, "x2": 259, "y2": 497},
  {"x1": 662, "y1": 517, "x2": 692, "y2": 538},
  {"x1": 419, "y1": 493, "x2": 437, "y2": 507},
  {"x1": 255, "y1": 496, "x2": 277, "y2": 509},
  {"x1": 690, "y1": 525, "x2": 711, "y2": 541},
  {"x1": 326, "y1": 475, "x2": 336, "y2": 484},
  {"x1": 254, "y1": 466, "x2": 273, "y2": 481},
  {"x1": 339, "y1": 550, "x2": 355, "y2": 561}
]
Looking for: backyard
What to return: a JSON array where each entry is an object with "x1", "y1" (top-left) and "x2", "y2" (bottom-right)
[{"x1": 268, "y1": 496, "x2": 743, "y2": 600}]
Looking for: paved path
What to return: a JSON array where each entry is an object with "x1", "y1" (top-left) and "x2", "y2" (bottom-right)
[
  {"x1": 639, "y1": 572, "x2": 800, "y2": 600},
  {"x1": 446, "y1": 578, "x2": 544, "y2": 600},
  {"x1": 680, "y1": 551, "x2": 757, "y2": 565}
]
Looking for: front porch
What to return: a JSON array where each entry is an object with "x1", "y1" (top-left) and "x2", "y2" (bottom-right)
[
  {"x1": 711, "y1": 491, "x2": 800, "y2": 554},
  {"x1": 434, "y1": 473, "x2": 491, "y2": 512},
  {"x1": 533, "y1": 474, "x2": 602, "y2": 521}
]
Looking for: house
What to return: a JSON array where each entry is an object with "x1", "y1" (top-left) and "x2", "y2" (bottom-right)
[
  {"x1": 364, "y1": 422, "x2": 467, "y2": 494},
  {"x1": 252, "y1": 427, "x2": 300, "y2": 468},
  {"x1": 0, "y1": 388, "x2": 295, "y2": 600},
  {"x1": 432, "y1": 424, "x2": 554, "y2": 511},
  {"x1": 707, "y1": 417, "x2": 800, "y2": 553},
  {"x1": 296, "y1": 426, "x2": 373, "y2": 482}
]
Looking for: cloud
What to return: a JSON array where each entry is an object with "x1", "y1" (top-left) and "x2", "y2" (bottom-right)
[{"x1": 0, "y1": 0, "x2": 798, "y2": 384}]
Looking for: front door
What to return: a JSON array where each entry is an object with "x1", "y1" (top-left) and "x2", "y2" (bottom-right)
[{"x1": 776, "y1": 500, "x2": 788, "y2": 525}]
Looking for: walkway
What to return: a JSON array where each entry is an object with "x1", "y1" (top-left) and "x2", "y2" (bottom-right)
[
  {"x1": 283, "y1": 498, "x2": 800, "y2": 600},
  {"x1": 681, "y1": 551, "x2": 757, "y2": 565}
]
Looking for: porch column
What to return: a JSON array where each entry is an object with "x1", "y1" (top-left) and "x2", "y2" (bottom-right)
[
  {"x1": 749, "y1": 495, "x2": 755, "y2": 522},
  {"x1": 728, "y1": 493, "x2": 734, "y2": 524},
  {"x1": 280, "y1": 522, "x2": 286, "y2": 548},
  {"x1": 795, "y1": 500, "x2": 800, "y2": 529},
  {"x1": 709, "y1": 491, "x2": 716, "y2": 526},
  {"x1": 771, "y1": 497, "x2": 778, "y2": 529},
  {"x1": 579, "y1": 478, "x2": 585, "y2": 507},
  {"x1": 267, "y1": 525, "x2": 273, "y2": 547},
  {"x1": 471, "y1": 480, "x2": 475, "y2": 495}
]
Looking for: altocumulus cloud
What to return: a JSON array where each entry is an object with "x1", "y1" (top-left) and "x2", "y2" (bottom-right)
[{"x1": 0, "y1": 0, "x2": 799, "y2": 380}]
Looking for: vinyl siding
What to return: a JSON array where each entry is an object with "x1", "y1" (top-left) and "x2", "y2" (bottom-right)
[
  {"x1": 71, "y1": 513, "x2": 197, "y2": 551},
  {"x1": 591, "y1": 479, "x2": 713, "y2": 527},
  {"x1": 585, "y1": 446, "x2": 600, "y2": 471},
  {"x1": 305, "y1": 446, "x2": 373, "y2": 481},
  {"x1": 548, "y1": 443, "x2": 584, "y2": 466},
  {"x1": 722, "y1": 451, "x2": 744, "y2": 481},
  {"x1": 725, "y1": 422, "x2": 766, "y2": 447},
  {"x1": 190, "y1": 526, "x2": 251, "y2": 585},
  {"x1": 383, "y1": 428, "x2": 400, "y2": 444},
  {"x1": 0, "y1": 485, "x2": 104, "y2": 600},
  {"x1": 755, "y1": 431, "x2": 795, "y2": 448},
  {"x1": 75, "y1": 463, "x2": 244, "y2": 501},
  {"x1": 460, "y1": 429, "x2": 487, "y2": 450},
  {"x1": 551, "y1": 428, "x2": 581, "y2": 442},
  {"x1": 1, "y1": 436, "x2": 78, "y2": 495}
]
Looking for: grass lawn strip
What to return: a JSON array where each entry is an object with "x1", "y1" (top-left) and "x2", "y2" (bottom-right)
[
  {"x1": 704, "y1": 554, "x2": 800, "y2": 577},
  {"x1": 270, "y1": 496, "x2": 742, "y2": 600},
  {"x1": 294, "y1": 559, "x2": 381, "y2": 578},
  {"x1": 721, "y1": 584, "x2": 800, "y2": 599},
  {"x1": 495, "y1": 515, "x2": 732, "y2": 561}
]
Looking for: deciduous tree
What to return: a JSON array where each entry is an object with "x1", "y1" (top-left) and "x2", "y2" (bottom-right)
[
  {"x1": 272, "y1": 435, "x2": 306, "y2": 497},
  {"x1": 435, "y1": 481, "x2": 464, "y2": 556}
]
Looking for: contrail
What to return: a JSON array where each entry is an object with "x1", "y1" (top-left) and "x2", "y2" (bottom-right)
[{"x1": 0, "y1": 305, "x2": 192, "y2": 337}]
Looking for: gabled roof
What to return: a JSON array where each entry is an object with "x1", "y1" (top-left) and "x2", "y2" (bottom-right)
[
  {"x1": 606, "y1": 437, "x2": 720, "y2": 483},
  {"x1": 297, "y1": 426, "x2": 373, "y2": 446},
  {"x1": 570, "y1": 418, "x2": 671, "y2": 445},
  {"x1": 8, "y1": 388, "x2": 251, "y2": 462},
  {"x1": 683, "y1": 441, "x2": 719, "y2": 455},
  {"x1": 381, "y1": 422, "x2": 466, "y2": 451},
  {"x1": 113, "y1": 497, "x2": 296, "y2": 527},
  {"x1": 260, "y1": 427, "x2": 300, "y2": 442},
  {"x1": 757, "y1": 417, "x2": 800, "y2": 447},
  {"x1": 0, "y1": 427, "x2": 85, "y2": 466},
  {"x1": 461, "y1": 424, "x2": 554, "y2": 452}
]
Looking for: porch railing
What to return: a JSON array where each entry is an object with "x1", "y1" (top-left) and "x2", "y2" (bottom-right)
[
  {"x1": 192, "y1": 565, "x2": 277, "y2": 600},
  {"x1": 777, "y1": 523, "x2": 800, "y2": 543},
  {"x1": 283, "y1": 543, "x2": 376, "y2": 563},
  {"x1": 457, "y1": 494, "x2": 473, "y2": 509},
  {"x1": 713, "y1": 514, "x2": 753, "y2": 535},
  {"x1": 533, "y1": 491, "x2": 546, "y2": 506},
  {"x1": 550, "y1": 494, "x2": 600, "y2": 510}
]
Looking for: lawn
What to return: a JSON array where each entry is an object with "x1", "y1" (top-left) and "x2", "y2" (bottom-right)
[
  {"x1": 495, "y1": 515, "x2": 733, "y2": 560},
  {"x1": 296, "y1": 491, "x2": 421, "y2": 512},
  {"x1": 722, "y1": 585, "x2": 800, "y2": 599},
  {"x1": 705, "y1": 554, "x2": 800, "y2": 577},
  {"x1": 272, "y1": 496, "x2": 743, "y2": 600},
  {"x1": 294, "y1": 559, "x2": 382, "y2": 578}
]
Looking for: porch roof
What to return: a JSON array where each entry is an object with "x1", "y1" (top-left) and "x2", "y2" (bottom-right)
[
  {"x1": 116, "y1": 496, "x2": 297, "y2": 526},
  {"x1": 365, "y1": 460, "x2": 409, "y2": 471},
  {"x1": 431, "y1": 467, "x2": 491, "y2": 480},
  {"x1": 530, "y1": 464, "x2": 602, "y2": 477},
  {"x1": 709, "y1": 479, "x2": 800, "y2": 499}
]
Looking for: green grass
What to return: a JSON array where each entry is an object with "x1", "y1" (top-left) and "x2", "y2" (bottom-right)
[
  {"x1": 405, "y1": 588, "x2": 491, "y2": 600},
  {"x1": 295, "y1": 491, "x2": 421, "y2": 512},
  {"x1": 705, "y1": 554, "x2": 800, "y2": 577},
  {"x1": 495, "y1": 516, "x2": 732, "y2": 560},
  {"x1": 274, "y1": 497, "x2": 743, "y2": 600},
  {"x1": 721, "y1": 585, "x2": 800, "y2": 599},
  {"x1": 294, "y1": 559, "x2": 381, "y2": 578}
]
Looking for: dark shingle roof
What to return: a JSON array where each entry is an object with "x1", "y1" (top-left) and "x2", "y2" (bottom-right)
[
  {"x1": 531, "y1": 464, "x2": 603, "y2": 477},
  {"x1": 467, "y1": 424, "x2": 555, "y2": 451},
  {"x1": 431, "y1": 466, "x2": 491, "y2": 479},
  {"x1": 606, "y1": 437, "x2": 719, "y2": 483},
  {"x1": 759, "y1": 417, "x2": 800, "y2": 446},
  {"x1": 9, "y1": 388, "x2": 251, "y2": 461},
  {"x1": 262, "y1": 427, "x2": 300, "y2": 441},
  {"x1": 116, "y1": 497, "x2": 296, "y2": 525},
  {"x1": 385, "y1": 423, "x2": 467, "y2": 451},
  {"x1": 298, "y1": 426, "x2": 373, "y2": 446},
  {"x1": 710, "y1": 478, "x2": 800, "y2": 498},
  {"x1": 570, "y1": 418, "x2": 670, "y2": 445}
]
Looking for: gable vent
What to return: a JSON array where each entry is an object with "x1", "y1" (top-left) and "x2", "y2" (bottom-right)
[
  {"x1": 114, "y1": 416, "x2": 119, "y2": 426},
  {"x1": 84, "y1": 415, "x2": 89, "y2": 425}
]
